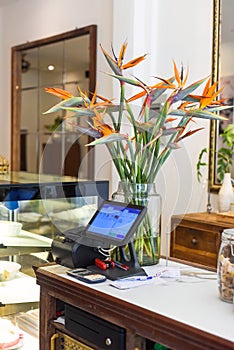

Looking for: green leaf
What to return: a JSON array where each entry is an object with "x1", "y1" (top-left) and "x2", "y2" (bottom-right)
[
  {"x1": 76, "y1": 126, "x2": 102, "y2": 138},
  {"x1": 60, "y1": 107, "x2": 96, "y2": 117},
  {"x1": 149, "y1": 78, "x2": 175, "y2": 103},
  {"x1": 162, "y1": 126, "x2": 183, "y2": 136},
  {"x1": 43, "y1": 97, "x2": 84, "y2": 114},
  {"x1": 101, "y1": 45, "x2": 122, "y2": 76},
  {"x1": 169, "y1": 109, "x2": 227, "y2": 121},
  {"x1": 87, "y1": 133, "x2": 127, "y2": 146},
  {"x1": 107, "y1": 73, "x2": 143, "y2": 87},
  {"x1": 206, "y1": 105, "x2": 234, "y2": 113},
  {"x1": 104, "y1": 105, "x2": 122, "y2": 113},
  {"x1": 196, "y1": 147, "x2": 208, "y2": 182},
  {"x1": 171, "y1": 77, "x2": 208, "y2": 103}
]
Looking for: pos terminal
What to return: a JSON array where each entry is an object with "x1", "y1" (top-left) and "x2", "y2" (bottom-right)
[{"x1": 52, "y1": 200, "x2": 147, "y2": 280}]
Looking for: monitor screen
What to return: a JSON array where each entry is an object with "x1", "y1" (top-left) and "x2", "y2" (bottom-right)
[{"x1": 85, "y1": 200, "x2": 147, "y2": 246}]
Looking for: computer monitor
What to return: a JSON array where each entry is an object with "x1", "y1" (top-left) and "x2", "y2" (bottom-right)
[{"x1": 85, "y1": 200, "x2": 147, "y2": 247}]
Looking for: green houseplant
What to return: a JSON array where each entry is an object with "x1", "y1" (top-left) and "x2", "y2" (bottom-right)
[
  {"x1": 44, "y1": 42, "x2": 230, "y2": 265},
  {"x1": 44, "y1": 116, "x2": 63, "y2": 132},
  {"x1": 197, "y1": 123, "x2": 234, "y2": 183}
]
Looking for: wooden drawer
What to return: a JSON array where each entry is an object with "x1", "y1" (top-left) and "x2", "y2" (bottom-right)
[
  {"x1": 170, "y1": 226, "x2": 221, "y2": 268},
  {"x1": 169, "y1": 212, "x2": 233, "y2": 269}
]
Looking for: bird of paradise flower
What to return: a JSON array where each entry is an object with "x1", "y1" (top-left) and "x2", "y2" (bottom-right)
[
  {"x1": 44, "y1": 42, "x2": 228, "y2": 184},
  {"x1": 44, "y1": 42, "x2": 230, "y2": 265}
]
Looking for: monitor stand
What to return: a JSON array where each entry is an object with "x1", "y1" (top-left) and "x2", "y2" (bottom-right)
[{"x1": 87, "y1": 240, "x2": 146, "y2": 281}]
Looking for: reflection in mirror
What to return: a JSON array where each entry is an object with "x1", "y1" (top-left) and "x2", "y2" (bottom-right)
[
  {"x1": 11, "y1": 25, "x2": 97, "y2": 180},
  {"x1": 209, "y1": 0, "x2": 234, "y2": 191}
]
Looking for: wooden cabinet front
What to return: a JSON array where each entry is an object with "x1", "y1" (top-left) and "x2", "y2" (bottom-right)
[{"x1": 170, "y1": 212, "x2": 234, "y2": 269}]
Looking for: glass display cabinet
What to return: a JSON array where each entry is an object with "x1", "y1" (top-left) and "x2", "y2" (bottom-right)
[{"x1": 0, "y1": 172, "x2": 109, "y2": 327}]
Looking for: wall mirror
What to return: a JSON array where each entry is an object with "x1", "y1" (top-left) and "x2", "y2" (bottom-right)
[
  {"x1": 209, "y1": 0, "x2": 234, "y2": 191},
  {"x1": 11, "y1": 25, "x2": 97, "y2": 180}
]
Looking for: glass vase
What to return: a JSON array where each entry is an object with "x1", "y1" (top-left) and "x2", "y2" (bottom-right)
[{"x1": 112, "y1": 181, "x2": 161, "y2": 266}]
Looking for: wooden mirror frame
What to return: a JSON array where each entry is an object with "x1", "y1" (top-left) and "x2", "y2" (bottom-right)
[
  {"x1": 209, "y1": 0, "x2": 222, "y2": 192},
  {"x1": 11, "y1": 25, "x2": 97, "y2": 178}
]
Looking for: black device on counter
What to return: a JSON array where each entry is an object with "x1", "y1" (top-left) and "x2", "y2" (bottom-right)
[
  {"x1": 77, "y1": 200, "x2": 147, "y2": 248},
  {"x1": 51, "y1": 200, "x2": 147, "y2": 279},
  {"x1": 51, "y1": 235, "x2": 105, "y2": 269},
  {"x1": 67, "y1": 268, "x2": 107, "y2": 284}
]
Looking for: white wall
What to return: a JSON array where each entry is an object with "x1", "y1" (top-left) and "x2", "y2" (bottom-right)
[
  {"x1": 0, "y1": 0, "x2": 216, "y2": 253},
  {"x1": 111, "y1": 0, "x2": 214, "y2": 251},
  {"x1": 0, "y1": 0, "x2": 114, "y2": 182}
]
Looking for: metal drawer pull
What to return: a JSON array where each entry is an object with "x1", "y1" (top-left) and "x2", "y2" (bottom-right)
[
  {"x1": 105, "y1": 337, "x2": 112, "y2": 346},
  {"x1": 191, "y1": 237, "x2": 197, "y2": 245}
]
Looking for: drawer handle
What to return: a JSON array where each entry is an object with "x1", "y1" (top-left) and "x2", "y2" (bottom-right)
[
  {"x1": 105, "y1": 338, "x2": 112, "y2": 346},
  {"x1": 191, "y1": 237, "x2": 197, "y2": 245}
]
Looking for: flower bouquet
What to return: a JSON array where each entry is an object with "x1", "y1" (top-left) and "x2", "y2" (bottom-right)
[{"x1": 44, "y1": 42, "x2": 230, "y2": 265}]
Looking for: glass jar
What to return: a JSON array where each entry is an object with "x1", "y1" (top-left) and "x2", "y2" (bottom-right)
[
  {"x1": 217, "y1": 229, "x2": 234, "y2": 303},
  {"x1": 112, "y1": 181, "x2": 161, "y2": 266}
]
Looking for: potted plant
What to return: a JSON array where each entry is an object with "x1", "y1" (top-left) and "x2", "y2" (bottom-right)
[{"x1": 197, "y1": 123, "x2": 234, "y2": 212}]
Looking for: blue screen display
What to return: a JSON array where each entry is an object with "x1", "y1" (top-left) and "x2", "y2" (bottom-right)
[{"x1": 87, "y1": 203, "x2": 141, "y2": 241}]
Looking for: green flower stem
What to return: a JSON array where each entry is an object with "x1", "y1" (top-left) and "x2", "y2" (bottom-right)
[
  {"x1": 149, "y1": 147, "x2": 172, "y2": 182},
  {"x1": 126, "y1": 102, "x2": 138, "y2": 144},
  {"x1": 145, "y1": 143, "x2": 159, "y2": 181},
  {"x1": 117, "y1": 141, "x2": 133, "y2": 175},
  {"x1": 117, "y1": 82, "x2": 125, "y2": 131},
  {"x1": 118, "y1": 146, "x2": 135, "y2": 182},
  {"x1": 107, "y1": 143, "x2": 127, "y2": 181},
  {"x1": 127, "y1": 138, "x2": 137, "y2": 183},
  {"x1": 107, "y1": 111, "x2": 118, "y2": 130},
  {"x1": 128, "y1": 183, "x2": 158, "y2": 264},
  {"x1": 146, "y1": 227, "x2": 155, "y2": 255},
  {"x1": 147, "y1": 115, "x2": 191, "y2": 182},
  {"x1": 144, "y1": 97, "x2": 150, "y2": 123},
  {"x1": 150, "y1": 101, "x2": 170, "y2": 141},
  {"x1": 114, "y1": 82, "x2": 126, "y2": 171},
  {"x1": 143, "y1": 143, "x2": 161, "y2": 182}
]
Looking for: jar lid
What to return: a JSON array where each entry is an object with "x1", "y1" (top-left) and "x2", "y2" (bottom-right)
[{"x1": 222, "y1": 229, "x2": 234, "y2": 241}]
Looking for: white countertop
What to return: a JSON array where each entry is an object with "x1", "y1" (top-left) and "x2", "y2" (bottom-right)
[{"x1": 48, "y1": 259, "x2": 234, "y2": 344}]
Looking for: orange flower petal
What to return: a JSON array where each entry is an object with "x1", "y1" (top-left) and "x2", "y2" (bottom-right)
[
  {"x1": 44, "y1": 87, "x2": 73, "y2": 100},
  {"x1": 118, "y1": 42, "x2": 128, "y2": 67},
  {"x1": 202, "y1": 77, "x2": 211, "y2": 96},
  {"x1": 122, "y1": 54, "x2": 147, "y2": 70},
  {"x1": 173, "y1": 60, "x2": 181, "y2": 85}
]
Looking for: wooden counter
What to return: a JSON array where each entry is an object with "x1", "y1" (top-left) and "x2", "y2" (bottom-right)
[{"x1": 35, "y1": 260, "x2": 234, "y2": 350}]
